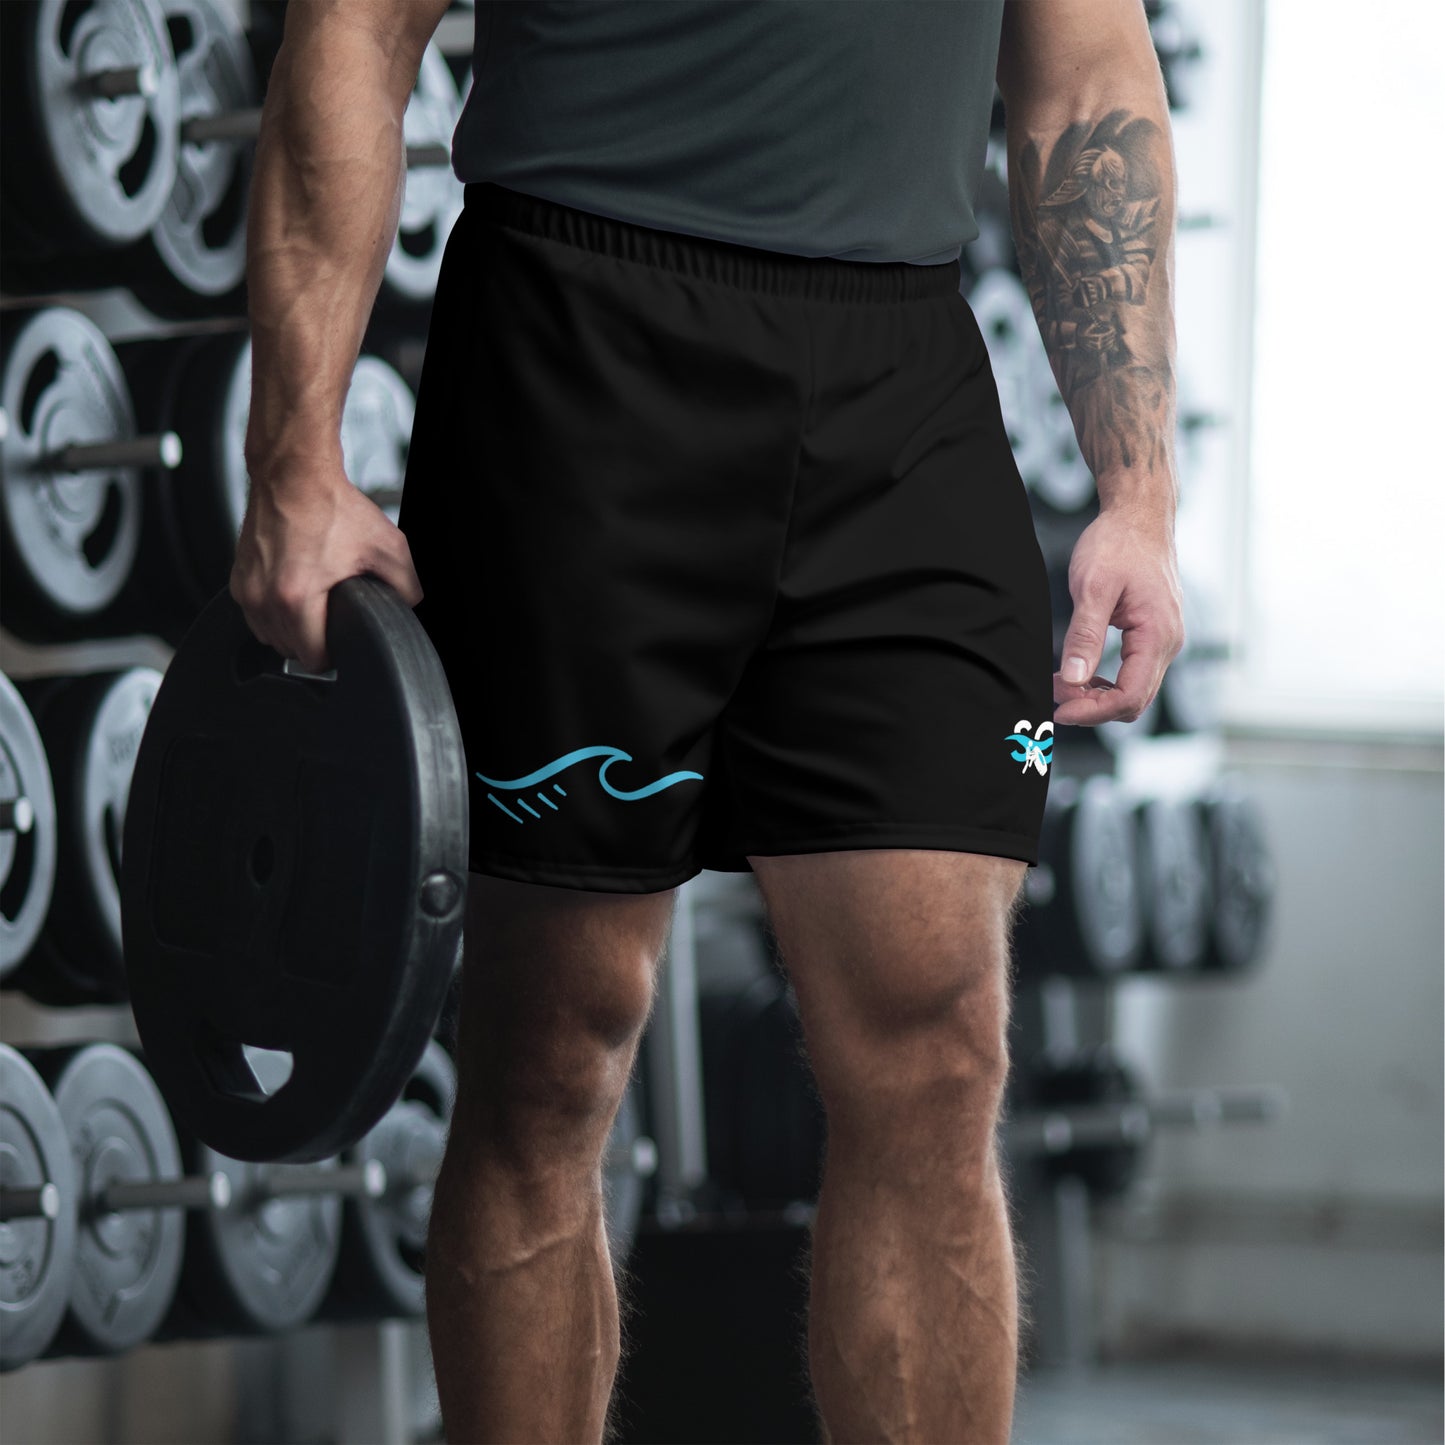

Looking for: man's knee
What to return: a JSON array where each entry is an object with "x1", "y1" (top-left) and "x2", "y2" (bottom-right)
[
  {"x1": 450, "y1": 873, "x2": 674, "y2": 1159},
  {"x1": 810, "y1": 950, "x2": 1013, "y2": 1143}
]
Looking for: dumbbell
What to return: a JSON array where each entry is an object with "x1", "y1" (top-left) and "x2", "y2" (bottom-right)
[
  {"x1": 0, "y1": 1045, "x2": 78, "y2": 1370},
  {"x1": 2, "y1": 0, "x2": 262, "y2": 315},
  {"x1": 1008, "y1": 1044, "x2": 1150, "y2": 1199},
  {"x1": 1014, "y1": 773, "x2": 1145, "y2": 979},
  {"x1": 1, "y1": 1, "x2": 459, "y2": 309},
  {"x1": 159, "y1": 1047, "x2": 387, "y2": 1338},
  {"x1": 1133, "y1": 792, "x2": 1211, "y2": 974},
  {"x1": 0, "y1": 0, "x2": 181, "y2": 266},
  {"x1": 126, "y1": 332, "x2": 416, "y2": 634},
  {"x1": 0, "y1": 308, "x2": 182, "y2": 640},
  {"x1": 0, "y1": 672, "x2": 58, "y2": 979},
  {"x1": 6, "y1": 1043, "x2": 229, "y2": 1358},
  {"x1": 8, "y1": 668, "x2": 162, "y2": 1006},
  {"x1": 118, "y1": 0, "x2": 262, "y2": 316},
  {"x1": 319, "y1": 1040, "x2": 455, "y2": 1321}
]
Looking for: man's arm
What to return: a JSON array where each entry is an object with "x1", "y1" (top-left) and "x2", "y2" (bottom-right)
[
  {"x1": 996, "y1": 0, "x2": 1185, "y2": 725},
  {"x1": 233, "y1": 0, "x2": 450, "y2": 671}
]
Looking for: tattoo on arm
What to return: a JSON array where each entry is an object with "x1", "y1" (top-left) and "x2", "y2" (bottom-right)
[{"x1": 1009, "y1": 109, "x2": 1177, "y2": 496}]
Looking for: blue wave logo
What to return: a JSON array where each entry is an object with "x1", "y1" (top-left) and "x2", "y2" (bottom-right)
[
  {"x1": 1005, "y1": 719, "x2": 1054, "y2": 777},
  {"x1": 477, "y1": 744, "x2": 703, "y2": 825}
]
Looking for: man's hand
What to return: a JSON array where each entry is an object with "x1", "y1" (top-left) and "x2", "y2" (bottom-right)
[
  {"x1": 1053, "y1": 506, "x2": 1184, "y2": 727},
  {"x1": 230, "y1": 467, "x2": 424, "y2": 674}
]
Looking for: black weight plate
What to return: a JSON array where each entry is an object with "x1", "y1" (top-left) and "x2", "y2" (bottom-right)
[
  {"x1": 1135, "y1": 795, "x2": 1210, "y2": 973},
  {"x1": 0, "y1": 1045, "x2": 78, "y2": 1371},
  {"x1": 0, "y1": 672, "x2": 58, "y2": 977},
  {"x1": 121, "y1": 574, "x2": 468, "y2": 1163},
  {"x1": 34, "y1": 1043, "x2": 183, "y2": 1356},
  {"x1": 322, "y1": 1040, "x2": 454, "y2": 1321},
  {"x1": 1, "y1": 0, "x2": 180, "y2": 252},
  {"x1": 0, "y1": 308, "x2": 146, "y2": 637},
  {"x1": 1197, "y1": 781, "x2": 1275, "y2": 974}
]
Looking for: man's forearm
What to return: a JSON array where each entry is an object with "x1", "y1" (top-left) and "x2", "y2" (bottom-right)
[
  {"x1": 242, "y1": 14, "x2": 412, "y2": 491},
  {"x1": 1000, "y1": 40, "x2": 1179, "y2": 525}
]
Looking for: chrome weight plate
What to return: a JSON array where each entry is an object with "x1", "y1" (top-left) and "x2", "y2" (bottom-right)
[
  {"x1": 1135, "y1": 795, "x2": 1211, "y2": 972},
  {"x1": 36, "y1": 1044, "x2": 184, "y2": 1356},
  {"x1": 0, "y1": 309, "x2": 145, "y2": 631},
  {"x1": 0, "y1": 673, "x2": 58, "y2": 978},
  {"x1": 1070, "y1": 775, "x2": 1145, "y2": 973},
  {"x1": 383, "y1": 43, "x2": 464, "y2": 305},
  {"x1": 0, "y1": 1046, "x2": 78, "y2": 1371},
  {"x1": 39, "y1": 669, "x2": 162, "y2": 1000},
  {"x1": 1198, "y1": 780, "x2": 1276, "y2": 974},
  {"x1": 340, "y1": 357, "x2": 415, "y2": 523},
  {"x1": 146, "y1": 0, "x2": 258, "y2": 303}
]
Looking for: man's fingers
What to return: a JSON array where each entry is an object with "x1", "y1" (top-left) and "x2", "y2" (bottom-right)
[
  {"x1": 1054, "y1": 628, "x2": 1167, "y2": 725},
  {"x1": 1059, "y1": 601, "x2": 1113, "y2": 688},
  {"x1": 289, "y1": 589, "x2": 331, "y2": 674}
]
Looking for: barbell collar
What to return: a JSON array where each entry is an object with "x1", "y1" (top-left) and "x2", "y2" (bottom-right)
[
  {"x1": 44, "y1": 432, "x2": 183, "y2": 474},
  {"x1": 0, "y1": 1182, "x2": 62, "y2": 1221},
  {"x1": 0, "y1": 796, "x2": 35, "y2": 835},
  {"x1": 95, "y1": 1170, "x2": 232, "y2": 1215}
]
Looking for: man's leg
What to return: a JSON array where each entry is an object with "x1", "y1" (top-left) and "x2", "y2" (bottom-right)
[
  {"x1": 425, "y1": 871, "x2": 675, "y2": 1445},
  {"x1": 750, "y1": 847, "x2": 1027, "y2": 1445}
]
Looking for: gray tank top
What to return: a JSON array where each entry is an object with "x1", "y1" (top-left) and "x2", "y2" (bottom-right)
[{"x1": 451, "y1": 0, "x2": 1005, "y2": 265}]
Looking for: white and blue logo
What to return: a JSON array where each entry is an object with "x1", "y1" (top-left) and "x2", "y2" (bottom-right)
[
  {"x1": 1005, "y1": 719, "x2": 1053, "y2": 777},
  {"x1": 477, "y1": 744, "x2": 702, "y2": 825}
]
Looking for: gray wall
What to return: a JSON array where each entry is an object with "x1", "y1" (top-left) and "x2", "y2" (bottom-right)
[{"x1": 1103, "y1": 732, "x2": 1444, "y2": 1359}]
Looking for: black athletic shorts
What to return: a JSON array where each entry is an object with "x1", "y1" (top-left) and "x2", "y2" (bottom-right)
[{"x1": 398, "y1": 182, "x2": 1055, "y2": 894}]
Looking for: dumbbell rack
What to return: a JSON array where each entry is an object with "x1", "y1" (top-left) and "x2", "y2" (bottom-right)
[{"x1": 0, "y1": 4, "x2": 483, "y2": 1441}]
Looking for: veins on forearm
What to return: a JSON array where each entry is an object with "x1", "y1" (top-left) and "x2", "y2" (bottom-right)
[{"x1": 1008, "y1": 109, "x2": 1176, "y2": 489}]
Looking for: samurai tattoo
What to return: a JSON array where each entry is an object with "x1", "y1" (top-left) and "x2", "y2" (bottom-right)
[{"x1": 1010, "y1": 109, "x2": 1176, "y2": 488}]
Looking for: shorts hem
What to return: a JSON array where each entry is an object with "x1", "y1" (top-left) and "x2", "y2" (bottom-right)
[
  {"x1": 732, "y1": 822, "x2": 1041, "y2": 868},
  {"x1": 467, "y1": 850, "x2": 701, "y2": 895}
]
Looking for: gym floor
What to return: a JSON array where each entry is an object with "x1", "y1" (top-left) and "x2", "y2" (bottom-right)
[{"x1": 1012, "y1": 1354, "x2": 1444, "y2": 1445}]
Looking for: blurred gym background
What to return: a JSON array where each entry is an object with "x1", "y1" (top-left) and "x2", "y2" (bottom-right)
[{"x1": 1, "y1": 1, "x2": 1440, "y2": 1441}]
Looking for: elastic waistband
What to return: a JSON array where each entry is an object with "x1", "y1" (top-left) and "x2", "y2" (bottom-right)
[{"x1": 464, "y1": 182, "x2": 961, "y2": 304}]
